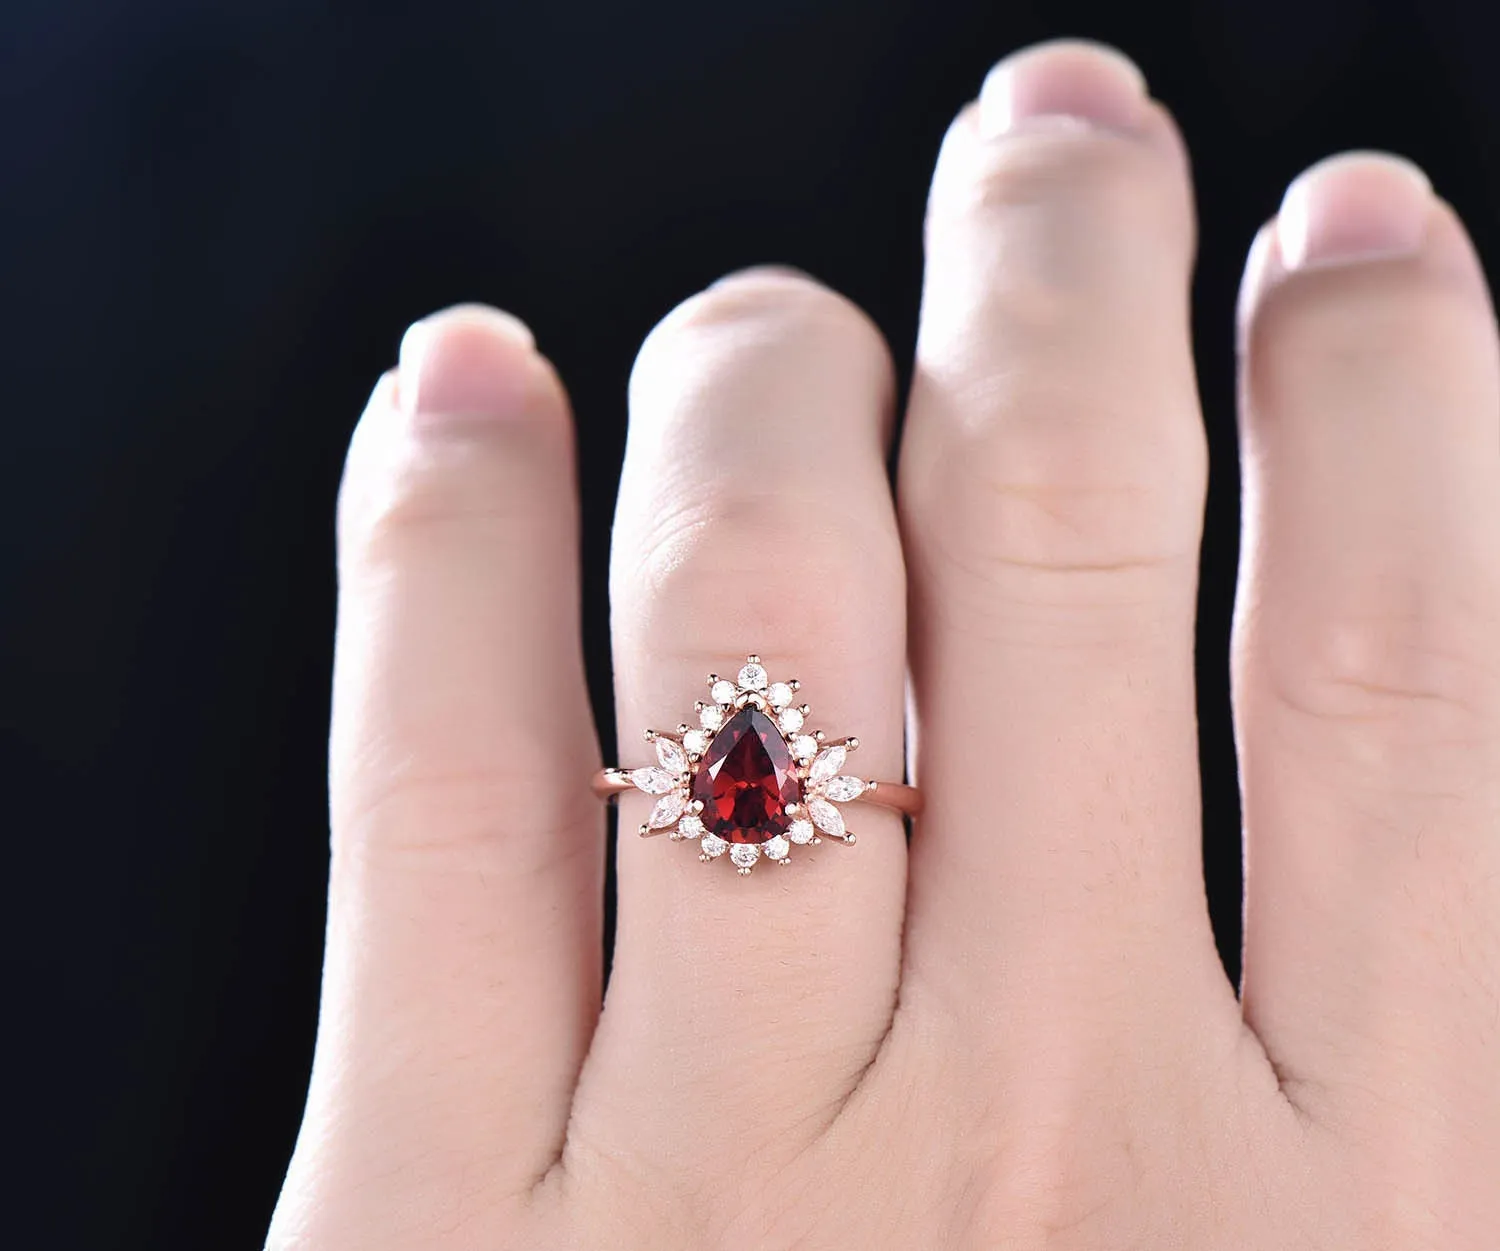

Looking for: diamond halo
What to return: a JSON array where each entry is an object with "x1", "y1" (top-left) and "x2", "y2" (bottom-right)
[{"x1": 606, "y1": 654, "x2": 884, "y2": 875}]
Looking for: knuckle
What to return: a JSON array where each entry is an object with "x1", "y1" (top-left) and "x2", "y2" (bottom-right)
[
  {"x1": 1256, "y1": 594, "x2": 1500, "y2": 738},
  {"x1": 905, "y1": 380, "x2": 1206, "y2": 585},
  {"x1": 613, "y1": 491, "x2": 902, "y2": 657},
  {"x1": 334, "y1": 755, "x2": 597, "y2": 861},
  {"x1": 930, "y1": 119, "x2": 1179, "y2": 240},
  {"x1": 919, "y1": 116, "x2": 1194, "y2": 353},
  {"x1": 338, "y1": 400, "x2": 570, "y2": 568}
]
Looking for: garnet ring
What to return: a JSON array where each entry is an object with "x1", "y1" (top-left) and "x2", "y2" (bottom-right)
[{"x1": 592, "y1": 654, "x2": 922, "y2": 874}]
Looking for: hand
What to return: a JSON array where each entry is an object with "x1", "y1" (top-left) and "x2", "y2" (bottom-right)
[{"x1": 266, "y1": 39, "x2": 1500, "y2": 1250}]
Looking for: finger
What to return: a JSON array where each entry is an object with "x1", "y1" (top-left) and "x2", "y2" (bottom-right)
[
  {"x1": 897, "y1": 42, "x2": 1231, "y2": 1036},
  {"x1": 273, "y1": 307, "x2": 602, "y2": 1243},
  {"x1": 574, "y1": 269, "x2": 906, "y2": 1164},
  {"x1": 1235, "y1": 153, "x2": 1500, "y2": 1193}
]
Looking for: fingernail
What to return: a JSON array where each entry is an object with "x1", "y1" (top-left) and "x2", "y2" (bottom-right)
[
  {"x1": 1277, "y1": 152, "x2": 1432, "y2": 271},
  {"x1": 397, "y1": 304, "x2": 537, "y2": 417},
  {"x1": 979, "y1": 39, "x2": 1147, "y2": 138}
]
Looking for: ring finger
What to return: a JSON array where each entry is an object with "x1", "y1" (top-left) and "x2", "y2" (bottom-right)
[{"x1": 571, "y1": 267, "x2": 907, "y2": 1171}]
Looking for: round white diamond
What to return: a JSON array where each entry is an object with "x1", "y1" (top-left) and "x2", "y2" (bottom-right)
[
  {"x1": 630, "y1": 766, "x2": 677, "y2": 795},
  {"x1": 655, "y1": 737, "x2": 688, "y2": 772},
  {"x1": 683, "y1": 728, "x2": 709, "y2": 754},
  {"x1": 787, "y1": 818, "x2": 815, "y2": 845},
  {"x1": 700, "y1": 833, "x2": 728, "y2": 858},
  {"x1": 699, "y1": 705, "x2": 724, "y2": 730},
  {"x1": 767, "y1": 682, "x2": 794, "y2": 709},
  {"x1": 809, "y1": 745, "x2": 847, "y2": 785},
  {"x1": 710, "y1": 679, "x2": 737, "y2": 704},
  {"x1": 648, "y1": 792, "x2": 686, "y2": 829},
  {"x1": 729, "y1": 843, "x2": 760, "y2": 869},
  {"x1": 737, "y1": 662, "x2": 768, "y2": 691},
  {"x1": 778, "y1": 707, "x2": 805, "y2": 734},
  {"x1": 676, "y1": 813, "x2": 705, "y2": 841},
  {"x1": 791, "y1": 734, "x2": 818, "y2": 760},
  {"x1": 822, "y1": 775, "x2": 866, "y2": 802},
  {"x1": 807, "y1": 797, "x2": 845, "y2": 839},
  {"x1": 763, "y1": 835, "x2": 790, "y2": 861}
]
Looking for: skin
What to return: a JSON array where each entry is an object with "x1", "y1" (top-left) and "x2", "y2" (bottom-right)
[{"x1": 266, "y1": 39, "x2": 1500, "y2": 1251}]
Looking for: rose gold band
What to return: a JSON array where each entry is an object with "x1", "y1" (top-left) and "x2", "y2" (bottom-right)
[{"x1": 592, "y1": 768, "x2": 923, "y2": 817}]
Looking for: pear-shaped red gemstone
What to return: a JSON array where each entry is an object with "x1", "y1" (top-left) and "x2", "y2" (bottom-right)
[{"x1": 692, "y1": 706, "x2": 800, "y2": 844}]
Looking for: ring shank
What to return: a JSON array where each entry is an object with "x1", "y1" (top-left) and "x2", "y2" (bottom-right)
[{"x1": 591, "y1": 768, "x2": 922, "y2": 817}]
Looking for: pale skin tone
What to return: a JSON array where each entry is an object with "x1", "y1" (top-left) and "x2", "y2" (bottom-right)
[{"x1": 266, "y1": 39, "x2": 1500, "y2": 1250}]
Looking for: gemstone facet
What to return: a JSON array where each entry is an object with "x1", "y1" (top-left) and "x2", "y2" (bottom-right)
[{"x1": 691, "y1": 707, "x2": 801, "y2": 844}]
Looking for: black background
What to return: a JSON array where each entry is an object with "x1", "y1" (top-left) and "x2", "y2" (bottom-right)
[{"x1": 7, "y1": 1, "x2": 1498, "y2": 1247}]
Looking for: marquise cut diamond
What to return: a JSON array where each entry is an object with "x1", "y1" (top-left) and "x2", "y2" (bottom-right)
[
  {"x1": 822, "y1": 775, "x2": 866, "y2": 802},
  {"x1": 630, "y1": 766, "x2": 677, "y2": 795},
  {"x1": 806, "y1": 797, "x2": 845, "y2": 839},
  {"x1": 655, "y1": 737, "x2": 688, "y2": 772}
]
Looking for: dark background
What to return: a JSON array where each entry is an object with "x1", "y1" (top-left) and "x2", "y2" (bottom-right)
[{"x1": 6, "y1": 1, "x2": 1498, "y2": 1247}]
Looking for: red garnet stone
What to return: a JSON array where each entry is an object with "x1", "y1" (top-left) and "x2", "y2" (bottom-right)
[{"x1": 692, "y1": 707, "x2": 801, "y2": 844}]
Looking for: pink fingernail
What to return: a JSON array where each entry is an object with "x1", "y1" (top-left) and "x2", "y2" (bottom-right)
[
  {"x1": 1277, "y1": 152, "x2": 1432, "y2": 271},
  {"x1": 979, "y1": 39, "x2": 1148, "y2": 138},
  {"x1": 397, "y1": 304, "x2": 537, "y2": 417}
]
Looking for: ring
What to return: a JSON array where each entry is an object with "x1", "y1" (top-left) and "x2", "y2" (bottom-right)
[{"x1": 593, "y1": 653, "x2": 922, "y2": 874}]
